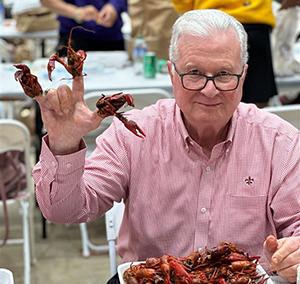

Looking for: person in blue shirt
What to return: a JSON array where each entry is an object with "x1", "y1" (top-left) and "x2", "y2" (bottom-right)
[{"x1": 41, "y1": 0, "x2": 127, "y2": 56}]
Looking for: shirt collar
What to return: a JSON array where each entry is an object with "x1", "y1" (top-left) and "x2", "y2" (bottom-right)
[
  {"x1": 226, "y1": 108, "x2": 238, "y2": 143},
  {"x1": 175, "y1": 105, "x2": 190, "y2": 149}
]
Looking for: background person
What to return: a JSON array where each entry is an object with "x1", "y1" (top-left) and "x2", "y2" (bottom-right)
[
  {"x1": 128, "y1": 0, "x2": 178, "y2": 60},
  {"x1": 31, "y1": 9, "x2": 300, "y2": 284},
  {"x1": 271, "y1": 0, "x2": 300, "y2": 105},
  {"x1": 40, "y1": 0, "x2": 127, "y2": 56}
]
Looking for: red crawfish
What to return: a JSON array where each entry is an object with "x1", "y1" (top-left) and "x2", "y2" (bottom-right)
[
  {"x1": 47, "y1": 26, "x2": 87, "y2": 81},
  {"x1": 14, "y1": 64, "x2": 43, "y2": 98},
  {"x1": 123, "y1": 263, "x2": 156, "y2": 284},
  {"x1": 96, "y1": 92, "x2": 146, "y2": 139},
  {"x1": 169, "y1": 259, "x2": 193, "y2": 283}
]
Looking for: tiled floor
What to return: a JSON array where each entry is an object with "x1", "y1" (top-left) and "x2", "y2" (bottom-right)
[{"x1": 0, "y1": 202, "x2": 111, "y2": 284}]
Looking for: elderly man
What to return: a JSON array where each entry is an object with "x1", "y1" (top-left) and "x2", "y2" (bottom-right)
[{"x1": 32, "y1": 10, "x2": 300, "y2": 284}]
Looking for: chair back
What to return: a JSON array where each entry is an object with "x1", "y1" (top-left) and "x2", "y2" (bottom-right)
[
  {"x1": 84, "y1": 88, "x2": 171, "y2": 152},
  {"x1": 264, "y1": 104, "x2": 300, "y2": 129},
  {"x1": 105, "y1": 201, "x2": 125, "y2": 276},
  {"x1": 0, "y1": 119, "x2": 34, "y2": 284},
  {"x1": 0, "y1": 119, "x2": 33, "y2": 193},
  {"x1": 0, "y1": 268, "x2": 14, "y2": 284}
]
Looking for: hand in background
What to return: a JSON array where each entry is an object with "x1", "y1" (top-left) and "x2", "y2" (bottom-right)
[
  {"x1": 75, "y1": 5, "x2": 98, "y2": 22},
  {"x1": 264, "y1": 235, "x2": 300, "y2": 283},
  {"x1": 280, "y1": 0, "x2": 300, "y2": 10},
  {"x1": 96, "y1": 4, "x2": 118, "y2": 27}
]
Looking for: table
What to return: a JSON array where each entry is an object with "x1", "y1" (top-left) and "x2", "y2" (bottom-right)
[
  {"x1": 0, "y1": 19, "x2": 58, "y2": 57},
  {"x1": 0, "y1": 51, "x2": 173, "y2": 100}
]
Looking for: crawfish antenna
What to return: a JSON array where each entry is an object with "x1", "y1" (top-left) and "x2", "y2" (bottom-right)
[{"x1": 68, "y1": 26, "x2": 96, "y2": 47}]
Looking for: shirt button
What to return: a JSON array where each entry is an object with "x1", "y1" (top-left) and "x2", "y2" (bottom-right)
[
  {"x1": 200, "y1": 207, "x2": 207, "y2": 213},
  {"x1": 66, "y1": 163, "x2": 72, "y2": 168},
  {"x1": 205, "y1": 166, "x2": 211, "y2": 172},
  {"x1": 51, "y1": 161, "x2": 56, "y2": 166}
]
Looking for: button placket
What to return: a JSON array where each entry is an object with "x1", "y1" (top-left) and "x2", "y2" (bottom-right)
[{"x1": 194, "y1": 163, "x2": 215, "y2": 248}]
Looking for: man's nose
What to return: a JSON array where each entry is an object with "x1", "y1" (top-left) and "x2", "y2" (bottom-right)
[{"x1": 201, "y1": 79, "x2": 218, "y2": 97}]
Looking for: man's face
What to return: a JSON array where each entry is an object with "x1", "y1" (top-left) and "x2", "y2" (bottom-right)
[{"x1": 168, "y1": 30, "x2": 248, "y2": 127}]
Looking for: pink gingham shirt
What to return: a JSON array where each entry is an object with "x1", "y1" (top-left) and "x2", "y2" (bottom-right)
[{"x1": 33, "y1": 100, "x2": 300, "y2": 271}]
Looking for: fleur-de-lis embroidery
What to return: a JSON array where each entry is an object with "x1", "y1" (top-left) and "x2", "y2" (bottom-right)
[{"x1": 245, "y1": 176, "x2": 254, "y2": 185}]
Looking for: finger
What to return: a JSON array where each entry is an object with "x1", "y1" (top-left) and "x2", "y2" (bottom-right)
[
  {"x1": 99, "y1": 20, "x2": 111, "y2": 27},
  {"x1": 35, "y1": 89, "x2": 58, "y2": 112},
  {"x1": 43, "y1": 88, "x2": 64, "y2": 115},
  {"x1": 91, "y1": 109, "x2": 104, "y2": 125},
  {"x1": 263, "y1": 235, "x2": 278, "y2": 263},
  {"x1": 85, "y1": 7, "x2": 98, "y2": 21},
  {"x1": 57, "y1": 85, "x2": 73, "y2": 114},
  {"x1": 34, "y1": 90, "x2": 48, "y2": 105},
  {"x1": 101, "y1": 12, "x2": 113, "y2": 25},
  {"x1": 272, "y1": 238, "x2": 299, "y2": 268},
  {"x1": 266, "y1": 235, "x2": 278, "y2": 253},
  {"x1": 275, "y1": 248, "x2": 300, "y2": 271},
  {"x1": 97, "y1": 9, "x2": 105, "y2": 19},
  {"x1": 105, "y1": 19, "x2": 114, "y2": 27},
  {"x1": 277, "y1": 263, "x2": 299, "y2": 283},
  {"x1": 72, "y1": 76, "x2": 84, "y2": 102},
  {"x1": 102, "y1": 11, "x2": 110, "y2": 21}
]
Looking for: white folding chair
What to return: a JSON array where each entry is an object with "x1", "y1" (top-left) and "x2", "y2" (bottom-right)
[
  {"x1": 0, "y1": 119, "x2": 35, "y2": 284},
  {"x1": 79, "y1": 88, "x2": 171, "y2": 257},
  {"x1": 264, "y1": 104, "x2": 300, "y2": 129},
  {"x1": 105, "y1": 201, "x2": 125, "y2": 276},
  {"x1": 0, "y1": 268, "x2": 15, "y2": 284}
]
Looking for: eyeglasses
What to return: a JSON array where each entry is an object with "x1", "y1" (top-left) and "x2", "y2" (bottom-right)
[{"x1": 173, "y1": 63, "x2": 244, "y2": 92}]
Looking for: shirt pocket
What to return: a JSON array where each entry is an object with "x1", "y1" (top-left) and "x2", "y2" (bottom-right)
[{"x1": 227, "y1": 195, "x2": 268, "y2": 251}]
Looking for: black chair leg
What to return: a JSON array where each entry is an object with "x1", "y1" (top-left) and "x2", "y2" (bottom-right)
[
  {"x1": 42, "y1": 215, "x2": 47, "y2": 239},
  {"x1": 35, "y1": 101, "x2": 48, "y2": 239}
]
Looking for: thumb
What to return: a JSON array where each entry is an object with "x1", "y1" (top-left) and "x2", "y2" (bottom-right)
[
  {"x1": 265, "y1": 235, "x2": 278, "y2": 253},
  {"x1": 264, "y1": 235, "x2": 278, "y2": 265}
]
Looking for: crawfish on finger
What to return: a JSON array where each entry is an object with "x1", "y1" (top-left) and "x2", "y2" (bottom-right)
[
  {"x1": 47, "y1": 26, "x2": 89, "y2": 81},
  {"x1": 14, "y1": 64, "x2": 43, "y2": 98},
  {"x1": 96, "y1": 92, "x2": 145, "y2": 138}
]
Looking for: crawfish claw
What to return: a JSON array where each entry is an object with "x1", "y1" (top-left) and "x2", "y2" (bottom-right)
[
  {"x1": 14, "y1": 63, "x2": 43, "y2": 98},
  {"x1": 96, "y1": 93, "x2": 146, "y2": 139},
  {"x1": 115, "y1": 113, "x2": 145, "y2": 138},
  {"x1": 124, "y1": 120, "x2": 146, "y2": 138}
]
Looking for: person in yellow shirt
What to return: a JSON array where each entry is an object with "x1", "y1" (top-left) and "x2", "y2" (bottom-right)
[{"x1": 172, "y1": 0, "x2": 276, "y2": 107}]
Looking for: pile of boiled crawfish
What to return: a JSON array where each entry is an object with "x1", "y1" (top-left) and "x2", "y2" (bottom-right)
[
  {"x1": 123, "y1": 242, "x2": 268, "y2": 284},
  {"x1": 13, "y1": 27, "x2": 145, "y2": 138}
]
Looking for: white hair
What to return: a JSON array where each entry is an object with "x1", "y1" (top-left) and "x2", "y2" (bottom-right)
[{"x1": 169, "y1": 9, "x2": 248, "y2": 65}]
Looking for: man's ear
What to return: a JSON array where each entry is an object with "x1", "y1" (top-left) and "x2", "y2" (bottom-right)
[
  {"x1": 242, "y1": 64, "x2": 248, "y2": 82},
  {"x1": 167, "y1": 60, "x2": 174, "y2": 83}
]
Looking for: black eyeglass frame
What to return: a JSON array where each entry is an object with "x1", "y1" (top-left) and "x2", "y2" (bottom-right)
[{"x1": 172, "y1": 63, "x2": 245, "y2": 92}]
